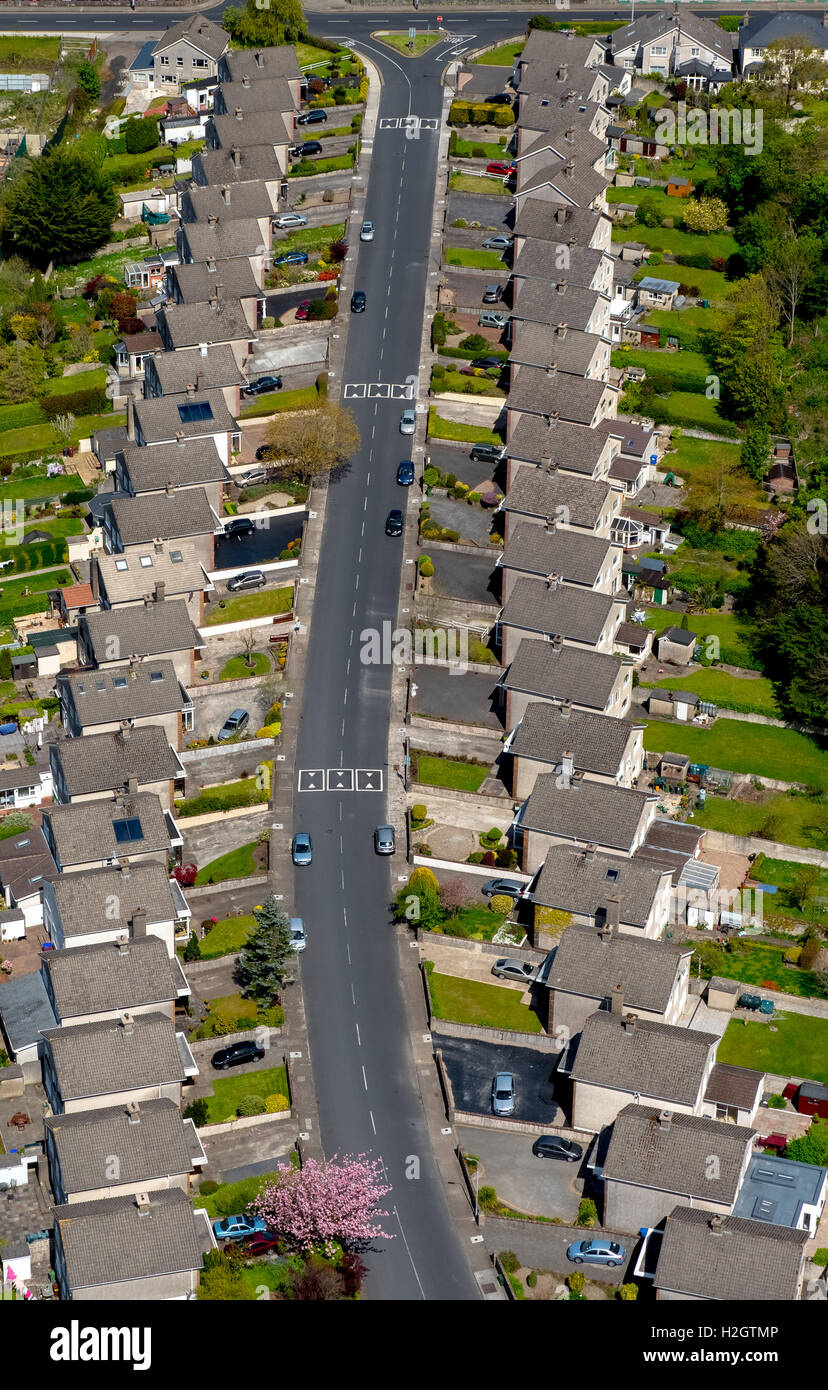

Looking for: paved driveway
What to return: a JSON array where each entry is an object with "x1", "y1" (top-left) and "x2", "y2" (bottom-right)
[
  {"x1": 448, "y1": 193, "x2": 513, "y2": 231},
  {"x1": 439, "y1": 1037, "x2": 566, "y2": 1126},
  {"x1": 458, "y1": 1124, "x2": 585, "y2": 1222},
  {"x1": 189, "y1": 687, "x2": 265, "y2": 741},
  {"x1": 411, "y1": 665, "x2": 504, "y2": 728},
  {"x1": 427, "y1": 548, "x2": 500, "y2": 605},
  {"x1": 428, "y1": 497, "x2": 498, "y2": 546},
  {"x1": 213, "y1": 513, "x2": 306, "y2": 571}
]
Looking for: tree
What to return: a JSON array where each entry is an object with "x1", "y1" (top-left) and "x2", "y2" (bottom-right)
[
  {"x1": 0, "y1": 149, "x2": 117, "y2": 269},
  {"x1": 740, "y1": 425, "x2": 770, "y2": 481},
  {"x1": 286, "y1": 1257, "x2": 346, "y2": 1300},
  {"x1": 236, "y1": 894, "x2": 293, "y2": 1001},
  {"x1": 124, "y1": 116, "x2": 159, "y2": 155},
  {"x1": 681, "y1": 197, "x2": 729, "y2": 234},
  {"x1": 760, "y1": 38, "x2": 827, "y2": 115},
  {"x1": 76, "y1": 61, "x2": 101, "y2": 102},
  {"x1": 393, "y1": 867, "x2": 443, "y2": 929},
  {"x1": 197, "y1": 1250, "x2": 254, "y2": 1301},
  {"x1": 265, "y1": 402, "x2": 361, "y2": 481},
  {"x1": 785, "y1": 1120, "x2": 828, "y2": 1167},
  {"x1": 253, "y1": 1155, "x2": 392, "y2": 1255},
  {"x1": 223, "y1": 0, "x2": 308, "y2": 48},
  {"x1": 239, "y1": 629, "x2": 258, "y2": 669},
  {"x1": 0, "y1": 339, "x2": 45, "y2": 404},
  {"x1": 766, "y1": 230, "x2": 819, "y2": 348},
  {"x1": 52, "y1": 414, "x2": 75, "y2": 452}
]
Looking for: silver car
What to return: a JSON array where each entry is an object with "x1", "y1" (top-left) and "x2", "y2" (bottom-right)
[
  {"x1": 492, "y1": 959, "x2": 535, "y2": 983},
  {"x1": 273, "y1": 213, "x2": 308, "y2": 228},
  {"x1": 360, "y1": 220, "x2": 374, "y2": 241},
  {"x1": 492, "y1": 1072, "x2": 516, "y2": 1117},
  {"x1": 289, "y1": 917, "x2": 307, "y2": 952},
  {"x1": 400, "y1": 408, "x2": 416, "y2": 435},
  {"x1": 374, "y1": 825, "x2": 395, "y2": 855}
]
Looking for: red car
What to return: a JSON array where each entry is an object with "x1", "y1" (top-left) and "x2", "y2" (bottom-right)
[
  {"x1": 487, "y1": 161, "x2": 515, "y2": 176},
  {"x1": 244, "y1": 1234, "x2": 281, "y2": 1257},
  {"x1": 294, "y1": 299, "x2": 312, "y2": 321}
]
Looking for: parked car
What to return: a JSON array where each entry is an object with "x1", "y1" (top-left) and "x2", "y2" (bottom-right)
[
  {"x1": 566, "y1": 1238, "x2": 626, "y2": 1267},
  {"x1": 294, "y1": 300, "x2": 312, "y2": 321},
  {"x1": 274, "y1": 250, "x2": 309, "y2": 267},
  {"x1": 289, "y1": 917, "x2": 307, "y2": 951},
  {"x1": 374, "y1": 825, "x2": 395, "y2": 855},
  {"x1": 243, "y1": 374, "x2": 282, "y2": 396},
  {"x1": 399, "y1": 408, "x2": 416, "y2": 435},
  {"x1": 482, "y1": 235, "x2": 513, "y2": 251},
  {"x1": 533, "y1": 1134, "x2": 583, "y2": 1163},
  {"x1": 482, "y1": 878, "x2": 524, "y2": 899},
  {"x1": 244, "y1": 1233, "x2": 281, "y2": 1257},
  {"x1": 486, "y1": 161, "x2": 515, "y2": 176},
  {"x1": 351, "y1": 290, "x2": 366, "y2": 313},
  {"x1": 273, "y1": 213, "x2": 308, "y2": 229},
  {"x1": 211, "y1": 1040, "x2": 265, "y2": 1070},
  {"x1": 227, "y1": 570, "x2": 266, "y2": 593},
  {"x1": 471, "y1": 356, "x2": 503, "y2": 370},
  {"x1": 240, "y1": 468, "x2": 270, "y2": 486},
  {"x1": 224, "y1": 516, "x2": 255, "y2": 538},
  {"x1": 396, "y1": 460, "x2": 415, "y2": 486},
  {"x1": 360, "y1": 220, "x2": 374, "y2": 241},
  {"x1": 385, "y1": 508, "x2": 404, "y2": 537},
  {"x1": 491, "y1": 958, "x2": 535, "y2": 983},
  {"x1": 482, "y1": 285, "x2": 502, "y2": 303},
  {"x1": 255, "y1": 445, "x2": 277, "y2": 462},
  {"x1": 470, "y1": 443, "x2": 504, "y2": 464},
  {"x1": 218, "y1": 708, "x2": 249, "y2": 741},
  {"x1": 213, "y1": 1214, "x2": 268, "y2": 1240},
  {"x1": 479, "y1": 310, "x2": 509, "y2": 329},
  {"x1": 297, "y1": 109, "x2": 327, "y2": 125},
  {"x1": 492, "y1": 1072, "x2": 516, "y2": 1117},
  {"x1": 292, "y1": 832, "x2": 313, "y2": 865},
  {"x1": 299, "y1": 140, "x2": 323, "y2": 157}
]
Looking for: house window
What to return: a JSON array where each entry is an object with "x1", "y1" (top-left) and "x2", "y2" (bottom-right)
[
  {"x1": 178, "y1": 401, "x2": 213, "y2": 423},
  {"x1": 113, "y1": 817, "x2": 144, "y2": 844},
  {"x1": 139, "y1": 555, "x2": 153, "y2": 568},
  {"x1": 192, "y1": 58, "x2": 207, "y2": 69},
  {"x1": 114, "y1": 558, "x2": 128, "y2": 571},
  {"x1": 652, "y1": 47, "x2": 667, "y2": 56},
  {"x1": 690, "y1": 47, "x2": 700, "y2": 57},
  {"x1": 112, "y1": 676, "x2": 127, "y2": 689},
  {"x1": 177, "y1": 57, "x2": 184, "y2": 68},
  {"x1": 160, "y1": 56, "x2": 170, "y2": 66}
]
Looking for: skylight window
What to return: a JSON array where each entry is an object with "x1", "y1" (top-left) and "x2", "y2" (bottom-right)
[
  {"x1": 605, "y1": 868, "x2": 619, "y2": 882},
  {"x1": 112, "y1": 676, "x2": 127, "y2": 689},
  {"x1": 149, "y1": 670, "x2": 164, "y2": 682},
  {"x1": 113, "y1": 817, "x2": 144, "y2": 844},
  {"x1": 178, "y1": 402, "x2": 213, "y2": 424},
  {"x1": 115, "y1": 559, "x2": 129, "y2": 571},
  {"x1": 170, "y1": 550, "x2": 184, "y2": 564},
  {"x1": 140, "y1": 555, "x2": 153, "y2": 567}
]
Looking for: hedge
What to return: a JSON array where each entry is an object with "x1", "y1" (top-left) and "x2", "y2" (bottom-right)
[
  {"x1": 40, "y1": 385, "x2": 108, "y2": 420},
  {"x1": 175, "y1": 772, "x2": 272, "y2": 818}
]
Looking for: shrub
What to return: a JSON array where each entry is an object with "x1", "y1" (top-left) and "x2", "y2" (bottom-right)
[
  {"x1": 265, "y1": 1093, "x2": 290, "y2": 1113},
  {"x1": 316, "y1": 371, "x2": 328, "y2": 395},
  {"x1": 423, "y1": 466, "x2": 440, "y2": 487},
  {"x1": 261, "y1": 316, "x2": 276, "y2": 329},
  {"x1": 236, "y1": 1095, "x2": 267, "y2": 1117},
  {"x1": 182, "y1": 935, "x2": 201, "y2": 963},
  {"x1": 526, "y1": 1270, "x2": 538, "y2": 1288},
  {"x1": 567, "y1": 1271, "x2": 586, "y2": 1295},
  {"x1": 499, "y1": 1250, "x2": 519, "y2": 1274},
  {"x1": 482, "y1": 850, "x2": 496, "y2": 867},
  {"x1": 418, "y1": 557, "x2": 434, "y2": 578},
  {"x1": 812, "y1": 1249, "x2": 828, "y2": 1267},
  {"x1": 467, "y1": 851, "x2": 485, "y2": 864},
  {"x1": 495, "y1": 847, "x2": 518, "y2": 869},
  {"x1": 124, "y1": 116, "x2": 159, "y2": 154},
  {"x1": 618, "y1": 1283, "x2": 638, "y2": 1301},
  {"x1": 489, "y1": 894, "x2": 512, "y2": 916},
  {"x1": 199, "y1": 1179, "x2": 219, "y2": 1196},
  {"x1": 767, "y1": 1094, "x2": 787, "y2": 1109},
  {"x1": 577, "y1": 1198, "x2": 598, "y2": 1228},
  {"x1": 184, "y1": 1099, "x2": 209, "y2": 1125},
  {"x1": 411, "y1": 804, "x2": 427, "y2": 822}
]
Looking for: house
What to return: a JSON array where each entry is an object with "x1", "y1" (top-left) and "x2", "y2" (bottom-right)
[
  {"x1": 499, "y1": 468, "x2": 621, "y2": 543},
  {"x1": 103, "y1": 490, "x2": 218, "y2": 574},
  {"x1": 41, "y1": 935, "x2": 188, "y2": 1029},
  {"x1": 206, "y1": 108, "x2": 292, "y2": 169},
  {"x1": 517, "y1": 775, "x2": 658, "y2": 872},
  {"x1": 191, "y1": 142, "x2": 284, "y2": 192},
  {"x1": 657, "y1": 626, "x2": 698, "y2": 666},
  {"x1": 149, "y1": 15, "x2": 229, "y2": 91},
  {"x1": 167, "y1": 255, "x2": 263, "y2": 314},
  {"x1": 530, "y1": 843, "x2": 676, "y2": 944},
  {"x1": 218, "y1": 45, "x2": 301, "y2": 105},
  {"x1": 504, "y1": 699, "x2": 644, "y2": 798},
  {"x1": 567, "y1": 1009, "x2": 719, "y2": 1131},
  {"x1": 50, "y1": 725, "x2": 185, "y2": 812},
  {"x1": 513, "y1": 196, "x2": 612, "y2": 256},
  {"x1": 499, "y1": 520, "x2": 622, "y2": 601},
  {"x1": 177, "y1": 212, "x2": 273, "y2": 274},
  {"x1": 53, "y1": 1188, "x2": 213, "y2": 1301},
  {"x1": 46, "y1": 1098, "x2": 206, "y2": 1205},
  {"x1": 77, "y1": 600, "x2": 203, "y2": 686},
  {"x1": 635, "y1": 818, "x2": 709, "y2": 887},
  {"x1": 516, "y1": 27, "x2": 609, "y2": 86},
  {"x1": 143, "y1": 343, "x2": 247, "y2": 412},
  {"x1": 498, "y1": 576, "x2": 622, "y2": 666},
  {"x1": 128, "y1": 389, "x2": 240, "y2": 462},
  {"x1": 541, "y1": 923, "x2": 692, "y2": 1038},
  {"x1": 41, "y1": 1010, "x2": 197, "y2": 1115},
  {"x1": 737, "y1": 11, "x2": 828, "y2": 80},
  {"x1": 114, "y1": 329, "x2": 163, "y2": 382},
  {"x1": 614, "y1": 620, "x2": 653, "y2": 663},
  {"x1": 653, "y1": 1207, "x2": 809, "y2": 1302},
  {"x1": 155, "y1": 298, "x2": 256, "y2": 371},
  {"x1": 0, "y1": 826, "x2": 57, "y2": 929},
  {"x1": 498, "y1": 638, "x2": 632, "y2": 723},
  {"x1": 41, "y1": 793, "x2": 179, "y2": 875},
  {"x1": 213, "y1": 79, "x2": 295, "y2": 130},
  {"x1": 509, "y1": 321, "x2": 611, "y2": 383},
  {"x1": 703, "y1": 1062, "x2": 764, "y2": 1126},
  {"x1": 93, "y1": 542, "x2": 213, "y2": 628},
  {"x1": 610, "y1": 8, "x2": 733, "y2": 82},
  {"x1": 601, "y1": 1106, "x2": 755, "y2": 1234},
  {"x1": 508, "y1": 366, "x2": 618, "y2": 430},
  {"x1": 513, "y1": 154, "x2": 609, "y2": 214},
  {"x1": 115, "y1": 439, "x2": 231, "y2": 516},
  {"x1": 56, "y1": 582, "x2": 97, "y2": 626},
  {"x1": 43, "y1": 860, "x2": 190, "y2": 957},
  {"x1": 511, "y1": 241, "x2": 614, "y2": 298},
  {"x1": 511, "y1": 280, "x2": 611, "y2": 340},
  {"x1": 0, "y1": 762, "x2": 54, "y2": 815},
  {"x1": 635, "y1": 276, "x2": 682, "y2": 310},
  {"x1": 732, "y1": 1151, "x2": 828, "y2": 1237},
  {"x1": 506, "y1": 414, "x2": 616, "y2": 485},
  {"x1": 57, "y1": 661, "x2": 192, "y2": 748}
]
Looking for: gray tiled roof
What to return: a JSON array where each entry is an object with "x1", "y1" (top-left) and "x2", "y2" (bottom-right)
[
  {"x1": 96, "y1": 542, "x2": 210, "y2": 606},
  {"x1": 513, "y1": 239, "x2": 607, "y2": 288},
  {"x1": 0, "y1": 970, "x2": 57, "y2": 1052},
  {"x1": 208, "y1": 109, "x2": 292, "y2": 151},
  {"x1": 59, "y1": 660, "x2": 186, "y2": 728},
  {"x1": 609, "y1": 456, "x2": 645, "y2": 482},
  {"x1": 42, "y1": 1011, "x2": 186, "y2": 1102},
  {"x1": 544, "y1": 924, "x2": 689, "y2": 1011},
  {"x1": 502, "y1": 469, "x2": 612, "y2": 528},
  {"x1": 519, "y1": 94, "x2": 605, "y2": 137},
  {"x1": 515, "y1": 196, "x2": 608, "y2": 247},
  {"x1": 182, "y1": 179, "x2": 278, "y2": 224},
  {"x1": 43, "y1": 935, "x2": 178, "y2": 1021},
  {"x1": 148, "y1": 344, "x2": 246, "y2": 395},
  {"x1": 500, "y1": 637, "x2": 622, "y2": 709},
  {"x1": 134, "y1": 388, "x2": 237, "y2": 445},
  {"x1": 704, "y1": 1062, "x2": 765, "y2": 1111},
  {"x1": 500, "y1": 575, "x2": 616, "y2": 644},
  {"x1": 510, "y1": 700, "x2": 635, "y2": 776},
  {"x1": 154, "y1": 14, "x2": 228, "y2": 62},
  {"x1": 51, "y1": 725, "x2": 179, "y2": 798},
  {"x1": 170, "y1": 256, "x2": 262, "y2": 303},
  {"x1": 516, "y1": 156, "x2": 608, "y2": 210},
  {"x1": 158, "y1": 298, "x2": 253, "y2": 351},
  {"x1": 119, "y1": 438, "x2": 230, "y2": 493},
  {"x1": 522, "y1": 772, "x2": 653, "y2": 851},
  {"x1": 570, "y1": 1010, "x2": 718, "y2": 1105},
  {"x1": 109, "y1": 488, "x2": 217, "y2": 544},
  {"x1": 507, "y1": 415, "x2": 609, "y2": 475},
  {"x1": 215, "y1": 80, "x2": 294, "y2": 118},
  {"x1": 54, "y1": 1187, "x2": 204, "y2": 1290},
  {"x1": 518, "y1": 123, "x2": 607, "y2": 172},
  {"x1": 655, "y1": 1205, "x2": 807, "y2": 1302},
  {"x1": 611, "y1": 11, "x2": 731, "y2": 62},
  {"x1": 0, "y1": 826, "x2": 57, "y2": 901},
  {"x1": 49, "y1": 861, "x2": 179, "y2": 939},
  {"x1": 519, "y1": 60, "x2": 603, "y2": 103},
  {"x1": 46, "y1": 1098, "x2": 195, "y2": 1196},
  {"x1": 501, "y1": 520, "x2": 615, "y2": 587},
  {"x1": 220, "y1": 46, "x2": 300, "y2": 84},
  {"x1": 534, "y1": 844, "x2": 669, "y2": 930},
  {"x1": 603, "y1": 1104, "x2": 752, "y2": 1202},
  {"x1": 598, "y1": 418, "x2": 656, "y2": 458},
  {"x1": 513, "y1": 279, "x2": 607, "y2": 333},
  {"x1": 519, "y1": 27, "x2": 605, "y2": 70},
  {"x1": 81, "y1": 600, "x2": 202, "y2": 662},
  {"x1": 510, "y1": 321, "x2": 608, "y2": 376},
  {"x1": 44, "y1": 792, "x2": 171, "y2": 869},
  {"x1": 193, "y1": 143, "x2": 283, "y2": 185}
]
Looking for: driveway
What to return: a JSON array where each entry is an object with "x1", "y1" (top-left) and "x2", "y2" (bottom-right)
[
  {"x1": 427, "y1": 497, "x2": 499, "y2": 546},
  {"x1": 263, "y1": 284, "x2": 329, "y2": 321},
  {"x1": 483, "y1": 1217, "x2": 631, "y2": 1287},
  {"x1": 197, "y1": 1125, "x2": 295, "y2": 1185},
  {"x1": 410, "y1": 664, "x2": 504, "y2": 729},
  {"x1": 181, "y1": 808, "x2": 273, "y2": 870},
  {"x1": 439, "y1": 1037, "x2": 566, "y2": 1127},
  {"x1": 426, "y1": 548, "x2": 500, "y2": 605},
  {"x1": 188, "y1": 686, "x2": 268, "y2": 741},
  {"x1": 457, "y1": 1124, "x2": 585, "y2": 1222},
  {"x1": 426, "y1": 441, "x2": 506, "y2": 493},
  {"x1": 213, "y1": 513, "x2": 306, "y2": 571},
  {"x1": 448, "y1": 193, "x2": 514, "y2": 231}
]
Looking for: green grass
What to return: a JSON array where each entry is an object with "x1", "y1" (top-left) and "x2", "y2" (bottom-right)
[
  {"x1": 644, "y1": 305, "x2": 727, "y2": 348},
  {"x1": 645, "y1": 388, "x2": 738, "y2": 435},
  {"x1": 219, "y1": 652, "x2": 271, "y2": 680},
  {"x1": 239, "y1": 385, "x2": 322, "y2": 418},
  {"x1": 445, "y1": 247, "x2": 506, "y2": 270},
  {"x1": 425, "y1": 964, "x2": 542, "y2": 1033},
  {"x1": 751, "y1": 855, "x2": 828, "y2": 926},
  {"x1": 452, "y1": 137, "x2": 509, "y2": 159},
  {"x1": 691, "y1": 793, "x2": 828, "y2": 852},
  {"x1": 294, "y1": 42, "x2": 350, "y2": 68},
  {"x1": 0, "y1": 412, "x2": 125, "y2": 460},
  {"x1": 644, "y1": 721, "x2": 828, "y2": 791},
  {"x1": 0, "y1": 36, "x2": 60, "y2": 70},
  {"x1": 664, "y1": 434, "x2": 742, "y2": 477},
  {"x1": 449, "y1": 173, "x2": 508, "y2": 196},
  {"x1": 474, "y1": 39, "x2": 525, "y2": 65},
  {"x1": 0, "y1": 570, "x2": 71, "y2": 609},
  {"x1": 194, "y1": 842, "x2": 260, "y2": 886},
  {"x1": 205, "y1": 586, "x2": 294, "y2": 626},
  {"x1": 194, "y1": 914, "x2": 257, "y2": 960},
  {"x1": 651, "y1": 156, "x2": 716, "y2": 184},
  {"x1": 288, "y1": 154, "x2": 354, "y2": 178},
  {"x1": 690, "y1": 938, "x2": 826, "y2": 999},
  {"x1": 611, "y1": 223, "x2": 739, "y2": 261},
  {"x1": 176, "y1": 776, "x2": 270, "y2": 818},
  {"x1": 194, "y1": 1168, "x2": 284, "y2": 1219},
  {"x1": 613, "y1": 345, "x2": 711, "y2": 386},
  {"x1": 608, "y1": 186, "x2": 679, "y2": 220},
  {"x1": 427, "y1": 408, "x2": 501, "y2": 444},
  {"x1": 634, "y1": 263, "x2": 733, "y2": 303},
  {"x1": 375, "y1": 31, "x2": 443, "y2": 55},
  {"x1": 717, "y1": 1012, "x2": 828, "y2": 1086},
  {"x1": 277, "y1": 222, "x2": 345, "y2": 253},
  {"x1": 643, "y1": 608, "x2": 758, "y2": 669},
  {"x1": 203, "y1": 1066, "x2": 289, "y2": 1125},
  {"x1": 433, "y1": 905, "x2": 509, "y2": 941},
  {"x1": 643, "y1": 669, "x2": 780, "y2": 718},
  {"x1": 412, "y1": 752, "x2": 490, "y2": 791},
  {"x1": 432, "y1": 367, "x2": 504, "y2": 398}
]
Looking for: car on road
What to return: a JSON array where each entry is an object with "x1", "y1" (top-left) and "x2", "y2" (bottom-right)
[
  {"x1": 224, "y1": 516, "x2": 255, "y2": 538},
  {"x1": 385, "y1": 508, "x2": 403, "y2": 537},
  {"x1": 218, "y1": 708, "x2": 249, "y2": 741},
  {"x1": 294, "y1": 300, "x2": 312, "y2": 321},
  {"x1": 244, "y1": 1233, "x2": 281, "y2": 1257},
  {"x1": 274, "y1": 250, "x2": 309, "y2": 266},
  {"x1": 471, "y1": 356, "x2": 503, "y2": 370},
  {"x1": 273, "y1": 213, "x2": 307, "y2": 229},
  {"x1": 351, "y1": 290, "x2": 366, "y2": 313},
  {"x1": 227, "y1": 570, "x2": 266, "y2": 593},
  {"x1": 491, "y1": 958, "x2": 535, "y2": 983},
  {"x1": 482, "y1": 878, "x2": 524, "y2": 900},
  {"x1": 360, "y1": 220, "x2": 374, "y2": 241},
  {"x1": 487, "y1": 161, "x2": 515, "y2": 176},
  {"x1": 298, "y1": 140, "x2": 323, "y2": 157},
  {"x1": 400, "y1": 408, "x2": 416, "y2": 435},
  {"x1": 292, "y1": 833, "x2": 313, "y2": 865},
  {"x1": 482, "y1": 235, "x2": 513, "y2": 250},
  {"x1": 566, "y1": 1238, "x2": 626, "y2": 1267},
  {"x1": 289, "y1": 917, "x2": 307, "y2": 951},
  {"x1": 297, "y1": 109, "x2": 327, "y2": 125},
  {"x1": 213, "y1": 1214, "x2": 268, "y2": 1240},
  {"x1": 482, "y1": 285, "x2": 502, "y2": 304},
  {"x1": 243, "y1": 374, "x2": 283, "y2": 396},
  {"x1": 255, "y1": 445, "x2": 277, "y2": 462},
  {"x1": 470, "y1": 443, "x2": 504, "y2": 464},
  {"x1": 533, "y1": 1134, "x2": 584, "y2": 1163},
  {"x1": 211, "y1": 1040, "x2": 265, "y2": 1070},
  {"x1": 396, "y1": 460, "x2": 415, "y2": 486},
  {"x1": 492, "y1": 1072, "x2": 516, "y2": 1117},
  {"x1": 374, "y1": 825, "x2": 396, "y2": 855}
]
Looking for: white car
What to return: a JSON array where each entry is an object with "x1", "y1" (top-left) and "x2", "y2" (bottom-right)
[
  {"x1": 360, "y1": 220, "x2": 374, "y2": 241},
  {"x1": 289, "y1": 917, "x2": 307, "y2": 952},
  {"x1": 273, "y1": 213, "x2": 308, "y2": 228}
]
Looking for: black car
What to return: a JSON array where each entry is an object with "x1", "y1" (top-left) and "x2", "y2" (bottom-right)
[
  {"x1": 385, "y1": 508, "x2": 404, "y2": 537},
  {"x1": 470, "y1": 443, "x2": 504, "y2": 463},
  {"x1": 211, "y1": 1040, "x2": 265, "y2": 1070},
  {"x1": 243, "y1": 375, "x2": 282, "y2": 396},
  {"x1": 533, "y1": 1135, "x2": 584, "y2": 1163},
  {"x1": 255, "y1": 445, "x2": 276, "y2": 462},
  {"x1": 471, "y1": 356, "x2": 503, "y2": 370},
  {"x1": 297, "y1": 109, "x2": 327, "y2": 125},
  {"x1": 396, "y1": 460, "x2": 415, "y2": 486},
  {"x1": 351, "y1": 290, "x2": 366, "y2": 313},
  {"x1": 299, "y1": 140, "x2": 323, "y2": 157},
  {"x1": 224, "y1": 517, "x2": 255, "y2": 538}
]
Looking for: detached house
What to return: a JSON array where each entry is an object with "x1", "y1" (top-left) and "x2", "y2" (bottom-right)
[
  {"x1": 504, "y1": 699, "x2": 643, "y2": 798},
  {"x1": 146, "y1": 15, "x2": 228, "y2": 90},
  {"x1": 610, "y1": 8, "x2": 733, "y2": 84},
  {"x1": 46, "y1": 1098, "x2": 205, "y2": 1206},
  {"x1": 531, "y1": 844, "x2": 675, "y2": 944}
]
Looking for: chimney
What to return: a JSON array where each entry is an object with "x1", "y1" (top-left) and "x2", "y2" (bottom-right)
[
  {"x1": 565, "y1": 126, "x2": 575, "y2": 144},
  {"x1": 234, "y1": 106, "x2": 243, "y2": 121},
  {"x1": 206, "y1": 254, "x2": 217, "y2": 273},
  {"x1": 546, "y1": 361, "x2": 558, "y2": 379},
  {"x1": 132, "y1": 909, "x2": 147, "y2": 940},
  {"x1": 610, "y1": 984, "x2": 623, "y2": 1010},
  {"x1": 657, "y1": 1108, "x2": 672, "y2": 1130},
  {"x1": 556, "y1": 280, "x2": 567, "y2": 295},
  {"x1": 231, "y1": 145, "x2": 242, "y2": 168},
  {"x1": 622, "y1": 1012, "x2": 638, "y2": 1034},
  {"x1": 708, "y1": 1213, "x2": 726, "y2": 1235},
  {"x1": 583, "y1": 843, "x2": 596, "y2": 860},
  {"x1": 255, "y1": 50, "x2": 265, "y2": 68},
  {"x1": 121, "y1": 1012, "x2": 135, "y2": 1035},
  {"x1": 127, "y1": 776, "x2": 138, "y2": 796},
  {"x1": 199, "y1": 341, "x2": 208, "y2": 358},
  {"x1": 545, "y1": 409, "x2": 560, "y2": 427},
  {"x1": 564, "y1": 160, "x2": 575, "y2": 180},
  {"x1": 126, "y1": 395, "x2": 135, "y2": 442},
  {"x1": 541, "y1": 451, "x2": 555, "y2": 474},
  {"x1": 127, "y1": 1101, "x2": 141, "y2": 1125},
  {"x1": 221, "y1": 185, "x2": 231, "y2": 205},
  {"x1": 135, "y1": 1192, "x2": 151, "y2": 1212},
  {"x1": 154, "y1": 580, "x2": 165, "y2": 603},
  {"x1": 556, "y1": 322, "x2": 568, "y2": 339},
  {"x1": 561, "y1": 749, "x2": 574, "y2": 784},
  {"x1": 118, "y1": 722, "x2": 131, "y2": 742},
  {"x1": 560, "y1": 699, "x2": 572, "y2": 719},
  {"x1": 154, "y1": 541, "x2": 164, "y2": 554},
  {"x1": 117, "y1": 933, "x2": 130, "y2": 956},
  {"x1": 545, "y1": 517, "x2": 557, "y2": 536},
  {"x1": 546, "y1": 572, "x2": 560, "y2": 591},
  {"x1": 555, "y1": 207, "x2": 567, "y2": 225},
  {"x1": 241, "y1": 74, "x2": 251, "y2": 89},
  {"x1": 118, "y1": 858, "x2": 132, "y2": 877},
  {"x1": 557, "y1": 64, "x2": 568, "y2": 83},
  {"x1": 550, "y1": 633, "x2": 564, "y2": 654}
]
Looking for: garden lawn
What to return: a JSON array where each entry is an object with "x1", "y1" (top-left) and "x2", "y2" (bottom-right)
[
  {"x1": 691, "y1": 794, "x2": 828, "y2": 853},
  {"x1": 643, "y1": 608, "x2": 758, "y2": 669},
  {"x1": 435, "y1": 905, "x2": 509, "y2": 941},
  {"x1": 426, "y1": 966, "x2": 542, "y2": 1032},
  {"x1": 239, "y1": 385, "x2": 321, "y2": 418},
  {"x1": 452, "y1": 137, "x2": 509, "y2": 159},
  {"x1": 644, "y1": 304, "x2": 727, "y2": 347},
  {"x1": 665, "y1": 433, "x2": 742, "y2": 477},
  {"x1": 611, "y1": 223, "x2": 739, "y2": 261},
  {"x1": 690, "y1": 939, "x2": 826, "y2": 999},
  {"x1": 0, "y1": 413, "x2": 125, "y2": 459},
  {"x1": 219, "y1": 652, "x2": 271, "y2": 680},
  {"x1": 205, "y1": 586, "x2": 293, "y2": 625},
  {"x1": 193, "y1": 1168, "x2": 285, "y2": 1218},
  {"x1": 646, "y1": 388, "x2": 739, "y2": 435},
  {"x1": 475, "y1": 39, "x2": 525, "y2": 65},
  {"x1": 195, "y1": 914, "x2": 257, "y2": 960},
  {"x1": 294, "y1": 42, "x2": 349, "y2": 67},
  {"x1": 412, "y1": 752, "x2": 489, "y2": 791},
  {"x1": 643, "y1": 669, "x2": 780, "y2": 718},
  {"x1": 432, "y1": 367, "x2": 504, "y2": 398},
  {"x1": 635, "y1": 263, "x2": 734, "y2": 303},
  {"x1": 176, "y1": 777, "x2": 270, "y2": 818},
  {"x1": 203, "y1": 1066, "x2": 290, "y2": 1125},
  {"x1": 717, "y1": 1012, "x2": 828, "y2": 1086},
  {"x1": 607, "y1": 186, "x2": 679, "y2": 220},
  {"x1": 0, "y1": 36, "x2": 60, "y2": 69},
  {"x1": 643, "y1": 721, "x2": 828, "y2": 790},
  {"x1": 278, "y1": 222, "x2": 345, "y2": 252},
  {"x1": 0, "y1": 473, "x2": 86, "y2": 507},
  {"x1": 751, "y1": 855, "x2": 828, "y2": 926},
  {"x1": 193, "y1": 992, "x2": 259, "y2": 1036},
  {"x1": 445, "y1": 247, "x2": 506, "y2": 270},
  {"x1": 194, "y1": 842, "x2": 259, "y2": 886},
  {"x1": 449, "y1": 173, "x2": 507, "y2": 195},
  {"x1": 612, "y1": 345, "x2": 711, "y2": 387},
  {"x1": 288, "y1": 154, "x2": 354, "y2": 177},
  {"x1": 428, "y1": 408, "x2": 501, "y2": 444}
]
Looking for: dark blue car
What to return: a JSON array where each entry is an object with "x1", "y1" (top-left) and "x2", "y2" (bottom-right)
[
  {"x1": 274, "y1": 250, "x2": 309, "y2": 267},
  {"x1": 396, "y1": 460, "x2": 415, "y2": 486}
]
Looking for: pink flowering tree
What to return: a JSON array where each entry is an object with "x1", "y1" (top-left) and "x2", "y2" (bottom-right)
[{"x1": 252, "y1": 1154, "x2": 393, "y2": 1255}]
